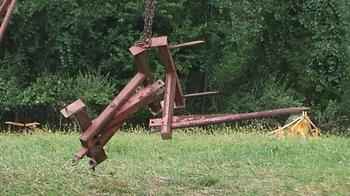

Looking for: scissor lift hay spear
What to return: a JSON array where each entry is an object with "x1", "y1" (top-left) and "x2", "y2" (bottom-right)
[
  {"x1": 61, "y1": 36, "x2": 309, "y2": 169},
  {"x1": 0, "y1": 0, "x2": 313, "y2": 169}
]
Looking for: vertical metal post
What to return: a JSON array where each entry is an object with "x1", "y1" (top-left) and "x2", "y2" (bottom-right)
[
  {"x1": 134, "y1": 51, "x2": 162, "y2": 114},
  {"x1": 158, "y1": 46, "x2": 185, "y2": 108},
  {"x1": 160, "y1": 72, "x2": 176, "y2": 139}
]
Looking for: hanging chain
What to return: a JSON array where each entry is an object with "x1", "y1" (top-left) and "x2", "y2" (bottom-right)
[{"x1": 140, "y1": 0, "x2": 156, "y2": 46}]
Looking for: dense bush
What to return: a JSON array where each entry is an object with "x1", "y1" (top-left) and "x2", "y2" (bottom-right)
[
  {"x1": 225, "y1": 79, "x2": 304, "y2": 114},
  {"x1": 0, "y1": 0, "x2": 349, "y2": 131},
  {"x1": 0, "y1": 71, "x2": 116, "y2": 125}
]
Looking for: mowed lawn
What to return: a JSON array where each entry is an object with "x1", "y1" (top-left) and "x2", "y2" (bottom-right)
[{"x1": 1, "y1": 131, "x2": 350, "y2": 195}]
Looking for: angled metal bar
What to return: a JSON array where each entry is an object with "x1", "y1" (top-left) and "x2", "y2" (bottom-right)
[
  {"x1": 105, "y1": 80, "x2": 164, "y2": 132},
  {"x1": 129, "y1": 45, "x2": 146, "y2": 56},
  {"x1": 74, "y1": 80, "x2": 165, "y2": 163},
  {"x1": 60, "y1": 99, "x2": 91, "y2": 131},
  {"x1": 60, "y1": 99, "x2": 86, "y2": 118},
  {"x1": 0, "y1": 0, "x2": 16, "y2": 42},
  {"x1": 134, "y1": 50, "x2": 162, "y2": 114},
  {"x1": 75, "y1": 109, "x2": 91, "y2": 131},
  {"x1": 184, "y1": 91, "x2": 220, "y2": 98},
  {"x1": 169, "y1": 40, "x2": 205, "y2": 49},
  {"x1": 79, "y1": 72, "x2": 146, "y2": 147},
  {"x1": 0, "y1": 0, "x2": 10, "y2": 16},
  {"x1": 100, "y1": 80, "x2": 164, "y2": 145},
  {"x1": 158, "y1": 45, "x2": 185, "y2": 108},
  {"x1": 150, "y1": 107, "x2": 310, "y2": 129}
]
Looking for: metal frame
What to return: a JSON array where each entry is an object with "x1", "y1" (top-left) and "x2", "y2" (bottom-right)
[{"x1": 61, "y1": 36, "x2": 309, "y2": 168}]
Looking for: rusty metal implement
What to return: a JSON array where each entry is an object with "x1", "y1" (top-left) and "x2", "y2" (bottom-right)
[{"x1": 61, "y1": 36, "x2": 309, "y2": 169}]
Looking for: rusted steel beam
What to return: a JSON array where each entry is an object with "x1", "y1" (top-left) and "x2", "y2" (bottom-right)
[
  {"x1": 87, "y1": 146, "x2": 107, "y2": 169},
  {"x1": 79, "y1": 72, "x2": 146, "y2": 147},
  {"x1": 60, "y1": 99, "x2": 86, "y2": 118},
  {"x1": 0, "y1": 0, "x2": 15, "y2": 42},
  {"x1": 158, "y1": 45, "x2": 185, "y2": 108},
  {"x1": 0, "y1": 0, "x2": 10, "y2": 16},
  {"x1": 134, "y1": 51, "x2": 152, "y2": 82},
  {"x1": 184, "y1": 91, "x2": 220, "y2": 98},
  {"x1": 60, "y1": 99, "x2": 91, "y2": 131},
  {"x1": 169, "y1": 40, "x2": 205, "y2": 49},
  {"x1": 74, "y1": 80, "x2": 165, "y2": 163},
  {"x1": 134, "y1": 50, "x2": 162, "y2": 114},
  {"x1": 150, "y1": 107, "x2": 310, "y2": 129},
  {"x1": 129, "y1": 45, "x2": 146, "y2": 56},
  {"x1": 130, "y1": 36, "x2": 186, "y2": 110},
  {"x1": 75, "y1": 110, "x2": 91, "y2": 131},
  {"x1": 160, "y1": 71, "x2": 177, "y2": 139},
  {"x1": 129, "y1": 36, "x2": 168, "y2": 56},
  {"x1": 105, "y1": 80, "x2": 164, "y2": 132},
  {"x1": 129, "y1": 37, "x2": 205, "y2": 55}
]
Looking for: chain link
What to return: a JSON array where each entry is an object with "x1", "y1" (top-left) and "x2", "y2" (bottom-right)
[{"x1": 140, "y1": 0, "x2": 156, "y2": 46}]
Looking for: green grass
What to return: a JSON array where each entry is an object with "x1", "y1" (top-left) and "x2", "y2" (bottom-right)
[{"x1": 1, "y1": 131, "x2": 350, "y2": 195}]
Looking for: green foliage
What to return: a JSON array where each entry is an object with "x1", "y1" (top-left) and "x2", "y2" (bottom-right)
[
  {"x1": 225, "y1": 79, "x2": 303, "y2": 113},
  {"x1": 19, "y1": 72, "x2": 115, "y2": 114},
  {"x1": 74, "y1": 72, "x2": 116, "y2": 115},
  {"x1": 0, "y1": 77, "x2": 20, "y2": 110},
  {"x1": 314, "y1": 100, "x2": 345, "y2": 132},
  {"x1": 20, "y1": 75, "x2": 74, "y2": 107}
]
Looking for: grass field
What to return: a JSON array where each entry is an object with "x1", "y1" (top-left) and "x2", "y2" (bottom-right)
[{"x1": 1, "y1": 130, "x2": 350, "y2": 195}]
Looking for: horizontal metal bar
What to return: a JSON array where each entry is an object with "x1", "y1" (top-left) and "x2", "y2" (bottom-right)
[
  {"x1": 150, "y1": 107, "x2": 310, "y2": 129},
  {"x1": 169, "y1": 40, "x2": 205, "y2": 49},
  {"x1": 184, "y1": 91, "x2": 220, "y2": 98},
  {"x1": 129, "y1": 36, "x2": 168, "y2": 56}
]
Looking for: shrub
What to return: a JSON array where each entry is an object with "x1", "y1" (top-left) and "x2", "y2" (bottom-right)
[{"x1": 226, "y1": 79, "x2": 303, "y2": 113}]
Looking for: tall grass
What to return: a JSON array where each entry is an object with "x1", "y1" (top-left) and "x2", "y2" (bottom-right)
[{"x1": 1, "y1": 130, "x2": 350, "y2": 195}]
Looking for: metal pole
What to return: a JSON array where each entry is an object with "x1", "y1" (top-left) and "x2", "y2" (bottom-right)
[{"x1": 150, "y1": 107, "x2": 310, "y2": 129}]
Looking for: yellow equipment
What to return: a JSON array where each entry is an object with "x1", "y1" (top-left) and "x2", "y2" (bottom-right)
[{"x1": 271, "y1": 112, "x2": 320, "y2": 139}]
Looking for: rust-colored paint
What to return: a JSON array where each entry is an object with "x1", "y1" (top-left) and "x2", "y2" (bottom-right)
[
  {"x1": 0, "y1": 0, "x2": 16, "y2": 42},
  {"x1": 79, "y1": 72, "x2": 146, "y2": 146},
  {"x1": 160, "y1": 71, "x2": 177, "y2": 139},
  {"x1": 150, "y1": 107, "x2": 310, "y2": 129},
  {"x1": 158, "y1": 45, "x2": 185, "y2": 108},
  {"x1": 134, "y1": 50, "x2": 162, "y2": 114},
  {"x1": 62, "y1": 36, "x2": 313, "y2": 169},
  {"x1": 73, "y1": 80, "x2": 164, "y2": 166},
  {"x1": 60, "y1": 99, "x2": 91, "y2": 131}
]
